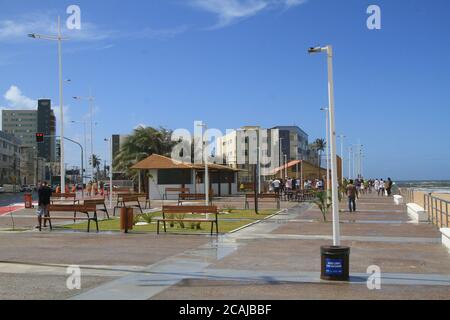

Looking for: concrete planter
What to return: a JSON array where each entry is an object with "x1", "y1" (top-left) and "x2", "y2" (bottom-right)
[
  {"x1": 406, "y1": 203, "x2": 428, "y2": 223},
  {"x1": 440, "y1": 228, "x2": 450, "y2": 251},
  {"x1": 393, "y1": 195, "x2": 403, "y2": 205}
]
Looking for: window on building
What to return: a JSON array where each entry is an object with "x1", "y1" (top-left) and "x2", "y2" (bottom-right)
[{"x1": 157, "y1": 169, "x2": 192, "y2": 185}]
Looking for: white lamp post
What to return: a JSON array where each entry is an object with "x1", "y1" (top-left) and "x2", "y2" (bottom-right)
[
  {"x1": 104, "y1": 138, "x2": 113, "y2": 209},
  {"x1": 197, "y1": 123, "x2": 209, "y2": 206},
  {"x1": 348, "y1": 146, "x2": 352, "y2": 180},
  {"x1": 308, "y1": 45, "x2": 341, "y2": 246},
  {"x1": 338, "y1": 134, "x2": 346, "y2": 184},
  {"x1": 71, "y1": 120, "x2": 88, "y2": 185},
  {"x1": 279, "y1": 138, "x2": 284, "y2": 179},
  {"x1": 73, "y1": 94, "x2": 95, "y2": 181},
  {"x1": 29, "y1": 16, "x2": 68, "y2": 193}
]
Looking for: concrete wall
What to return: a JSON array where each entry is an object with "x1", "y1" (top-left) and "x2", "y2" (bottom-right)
[{"x1": 147, "y1": 169, "x2": 238, "y2": 200}]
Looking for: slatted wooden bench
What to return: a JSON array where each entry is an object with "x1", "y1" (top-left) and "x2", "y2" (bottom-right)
[
  {"x1": 84, "y1": 199, "x2": 110, "y2": 219},
  {"x1": 244, "y1": 193, "x2": 280, "y2": 209},
  {"x1": 134, "y1": 193, "x2": 151, "y2": 209},
  {"x1": 178, "y1": 193, "x2": 212, "y2": 206},
  {"x1": 113, "y1": 194, "x2": 144, "y2": 216},
  {"x1": 42, "y1": 204, "x2": 98, "y2": 232},
  {"x1": 156, "y1": 205, "x2": 220, "y2": 235},
  {"x1": 50, "y1": 193, "x2": 79, "y2": 205},
  {"x1": 165, "y1": 188, "x2": 190, "y2": 200}
]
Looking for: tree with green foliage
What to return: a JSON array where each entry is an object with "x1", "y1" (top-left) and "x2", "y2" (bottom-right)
[
  {"x1": 313, "y1": 191, "x2": 332, "y2": 222},
  {"x1": 114, "y1": 126, "x2": 176, "y2": 192},
  {"x1": 312, "y1": 138, "x2": 326, "y2": 180}
]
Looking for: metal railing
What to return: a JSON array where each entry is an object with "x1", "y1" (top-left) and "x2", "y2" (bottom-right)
[
  {"x1": 424, "y1": 193, "x2": 450, "y2": 229},
  {"x1": 400, "y1": 187, "x2": 415, "y2": 204}
]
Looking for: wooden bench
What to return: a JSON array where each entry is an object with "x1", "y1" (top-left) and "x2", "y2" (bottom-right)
[
  {"x1": 113, "y1": 194, "x2": 144, "y2": 216},
  {"x1": 113, "y1": 187, "x2": 133, "y2": 193},
  {"x1": 42, "y1": 204, "x2": 98, "y2": 232},
  {"x1": 134, "y1": 193, "x2": 151, "y2": 209},
  {"x1": 156, "y1": 205, "x2": 220, "y2": 235},
  {"x1": 165, "y1": 187, "x2": 190, "y2": 200},
  {"x1": 50, "y1": 193, "x2": 79, "y2": 205},
  {"x1": 178, "y1": 193, "x2": 212, "y2": 206},
  {"x1": 84, "y1": 199, "x2": 110, "y2": 219},
  {"x1": 244, "y1": 193, "x2": 280, "y2": 209}
]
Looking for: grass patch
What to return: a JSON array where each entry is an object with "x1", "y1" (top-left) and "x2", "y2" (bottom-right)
[{"x1": 58, "y1": 209, "x2": 278, "y2": 234}]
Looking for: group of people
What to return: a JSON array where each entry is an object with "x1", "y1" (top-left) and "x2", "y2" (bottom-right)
[
  {"x1": 49, "y1": 180, "x2": 108, "y2": 197},
  {"x1": 344, "y1": 177, "x2": 394, "y2": 212},
  {"x1": 267, "y1": 178, "x2": 326, "y2": 195}
]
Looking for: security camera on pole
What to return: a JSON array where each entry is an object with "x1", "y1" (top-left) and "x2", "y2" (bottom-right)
[{"x1": 309, "y1": 45, "x2": 350, "y2": 281}]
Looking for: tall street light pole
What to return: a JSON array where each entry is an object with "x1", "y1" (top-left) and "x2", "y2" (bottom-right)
[
  {"x1": 279, "y1": 138, "x2": 284, "y2": 179},
  {"x1": 197, "y1": 123, "x2": 209, "y2": 207},
  {"x1": 338, "y1": 134, "x2": 346, "y2": 184},
  {"x1": 309, "y1": 45, "x2": 350, "y2": 281},
  {"x1": 73, "y1": 94, "x2": 95, "y2": 181},
  {"x1": 348, "y1": 146, "x2": 352, "y2": 180},
  {"x1": 29, "y1": 16, "x2": 68, "y2": 193},
  {"x1": 71, "y1": 120, "x2": 88, "y2": 185},
  {"x1": 308, "y1": 45, "x2": 341, "y2": 246},
  {"x1": 104, "y1": 138, "x2": 113, "y2": 209}
]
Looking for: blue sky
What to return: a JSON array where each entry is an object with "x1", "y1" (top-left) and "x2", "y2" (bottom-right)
[{"x1": 0, "y1": 0, "x2": 449, "y2": 180}]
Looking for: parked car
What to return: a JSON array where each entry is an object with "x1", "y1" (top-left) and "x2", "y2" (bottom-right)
[
  {"x1": 0, "y1": 187, "x2": 5, "y2": 193},
  {"x1": 20, "y1": 185, "x2": 32, "y2": 192}
]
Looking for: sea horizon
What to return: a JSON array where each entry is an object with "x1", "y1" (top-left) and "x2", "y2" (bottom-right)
[{"x1": 395, "y1": 180, "x2": 450, "y2": 193}]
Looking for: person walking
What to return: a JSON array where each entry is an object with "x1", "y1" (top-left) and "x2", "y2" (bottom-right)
[
  {"x1": 386, "y1": 178, "x2": 393, "y2": 196},
  {"x1": 272, "y1": 178, "x2": 281, "y2": 196},
  {"x1": 379, "y1": 179, "x2": 385, "y2": 197},
  {"x1": 346, "y1": 179, "x2": 358, "y2": 213},
  {"x1": 36, "y1": 181, "x2": 52, "y2": 230}
]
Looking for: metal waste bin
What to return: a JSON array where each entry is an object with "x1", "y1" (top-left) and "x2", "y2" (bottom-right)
[
  {"x1": 120, "y1": 207, "x2": 134, "y2": 233},
  {"x1": 321, "y1": 246, "x2": 350, "y2": 281},
  {"x1": 24, "y1": 193, "x2": 33, "y2": 209}
]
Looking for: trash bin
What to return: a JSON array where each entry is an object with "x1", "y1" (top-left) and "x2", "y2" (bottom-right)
[
  {"x1": 321, "y1": 246, "x2": 350, "y2": 281},
  {"x1": 24, "y1": 193, "x2": 33, "y2": 209},
  {"x1": 120, "y1": 207, "x2": 134, "y2": 233}
]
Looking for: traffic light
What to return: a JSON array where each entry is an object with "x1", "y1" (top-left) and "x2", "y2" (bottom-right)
[{"x1": 36, "y1": 133, "x2": 44, "y2": 143}]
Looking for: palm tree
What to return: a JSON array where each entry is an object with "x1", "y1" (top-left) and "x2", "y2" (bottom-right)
[
  {"x1": 114, "y1": 126, "x2": 176, "y2": 192},
  {"x1": 313, "y1": 138, "x2": 326, "y2": 180},
  {"x1": 90, "y1": 154, "x2": 101, "y2": 180}
]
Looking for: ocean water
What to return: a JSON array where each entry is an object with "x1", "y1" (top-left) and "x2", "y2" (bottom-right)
[{"x1": 395, "y1": 180, "x2": 450, "y2": 194}]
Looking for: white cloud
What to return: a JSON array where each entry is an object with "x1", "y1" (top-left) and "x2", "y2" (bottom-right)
[
  {"x1": 4, "y1": 85, "x2": 36, "y2": 109},
  {"x1": 189, "y1": 0, "x2": 306, "y2": 28},
  {"x1": 0, "y1": 11, "x2": 187, "y2": 43},
  {"x1": 0, "y1": 11, "x2": 116, "y2": 42}
]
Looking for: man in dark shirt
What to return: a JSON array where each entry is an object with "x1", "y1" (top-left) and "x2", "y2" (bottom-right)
[
  {"x1": 37, "y1": 181, "x2": 52, "y2": 230},
  {"x1": 386, "y1": 178, "x2": 393, "y2": 196},
  {"x1": 346, "y1": 179, "x2": 358, "y2": 213}
]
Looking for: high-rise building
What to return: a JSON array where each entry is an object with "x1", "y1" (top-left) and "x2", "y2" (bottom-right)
[
  {"x1": 2, "y1": 110, "x2": 38, "y2": 148},
  {"x1": 0, "y1": 131, "x2": 21, "y2": 185},
  {"x1": 2, "y1": 99, "x2": 57, "y2": 184},
  {"x1": 216, "y1": 126, "x2": 279, "y2": 186},
  {"x1": 272, "y1": 126, "x2": 314, "y2": 162},
  {"x1": 112, "y1": 134, "x2": 128, "y2": 161},
  {"x1": 37, "y1": 99, "x2": 56, "y2": 162}
]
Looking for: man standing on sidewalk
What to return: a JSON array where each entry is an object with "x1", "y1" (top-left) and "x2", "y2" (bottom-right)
[
  {"x1": 37, "y1": 181, "x2": 52, "y2": 230},
  {"x1": 346, "y1": 179, "x2": 358, "y2": 213}
]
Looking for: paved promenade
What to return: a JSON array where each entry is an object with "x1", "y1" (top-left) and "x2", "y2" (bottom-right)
[{"x1": 0, "y1": 194, "x2": 449, "y2": 299}]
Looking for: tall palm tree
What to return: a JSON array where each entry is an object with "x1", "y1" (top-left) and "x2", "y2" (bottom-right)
[
  {"x1": 114, "y1": 126, "x2": 176, "y2": 192},
  {"x1": 313, "y1": 138, "x2": 326, "y2": 180},
  {"x1": 90, "y1": 154, "x2": 101, "y2": 180}
]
